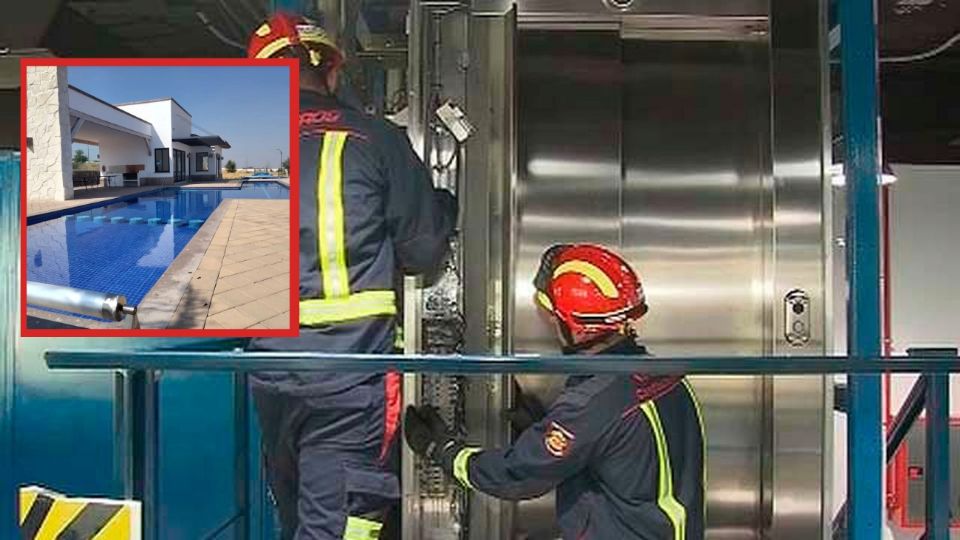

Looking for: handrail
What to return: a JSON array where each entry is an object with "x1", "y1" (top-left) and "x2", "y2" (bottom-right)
[
  {"x1": 886, "y1": 376, "x2": 930, "y2": 464},
  {"x1": 832, "y1": 375, "x2": 929, "y2": 539},
  {"x1": 43, "y1": 350, "x2": 960, "y2": 374},
  {"x1": 832, "y1": 348, "x2": 957, "y2": 539}
]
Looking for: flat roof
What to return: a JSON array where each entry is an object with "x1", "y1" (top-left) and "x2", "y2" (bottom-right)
[
  {"x1": 68, "y1": 85, "x2": 151, "y2": 127},
  {"x1": 114, "y1": 96, "x2": 192, "y2": 117},
  {"x1": 173, "y1": 135, "x2": 231, "y2": 149}
]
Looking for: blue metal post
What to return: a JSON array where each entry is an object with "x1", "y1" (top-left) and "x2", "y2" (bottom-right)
[
  {"x1": 924, "y1": 373, "x2": 950, "y2": 539},
  {"x1": 130, "y1": 370, "x2": 159, "y2": 540},
  {"x1": 0, "y1": 151, "x2": 20, "y2": 540},
  {"x1": 840, "y1": 0, "x2": 883, "y2": 537},
  {"x1": 234, "y1": 373, "x2": 250, "y2": 540}
]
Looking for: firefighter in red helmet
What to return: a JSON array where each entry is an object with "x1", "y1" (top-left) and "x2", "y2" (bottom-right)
[
  {"x1": 247, "y1": 11, "x2": 457, "y2": 540},
  {"x1": 406, "y1": 244, "x2": 707, "y2": 539},
  {"x1": 249, "y1": 12, "x2": 343, "y2": 79}
]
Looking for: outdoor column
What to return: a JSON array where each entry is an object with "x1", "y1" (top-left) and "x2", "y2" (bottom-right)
[{"x1": 26, "y1": 66, "x2": 73, "y2": 201}]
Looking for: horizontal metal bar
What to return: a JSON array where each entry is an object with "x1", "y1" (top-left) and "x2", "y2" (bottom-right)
[
  {"x1": 44, "y1": 350, "x2": 960, "y2": 375},
  {"x1": 27, "y1": 281, "x2": 135, "y2": 321}
]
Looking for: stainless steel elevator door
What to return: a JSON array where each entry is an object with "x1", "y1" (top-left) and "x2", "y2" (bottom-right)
[
  {"x1": 514, "y1": 30, "x2": 624, "y2": 358},
  {"x1": 513, "y1": 29, "x2": 770, "y2": 540},
  {"x1": 621, "y1": 39, "x2": 769, "y2": 356},
  {"x1": 513, "y1": 30, "x2": 625, "y2": 539},
  {"x1": 620, "y1": 37, "x2": 769, "y2": 540}
]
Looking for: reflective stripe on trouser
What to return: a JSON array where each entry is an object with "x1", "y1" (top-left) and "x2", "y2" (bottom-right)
[
  {"x1": 300, "y1": 290, "x2": 396, "y2": 326},
  {"x1": 343, "y1": 516, "x2": 382, "y2": 540},
  {"x1": 393, "y1": 326, "x2": 404, "y2": 349},
  {"x1": 640, "y1": 402, "x2": 687, "y2": 540},
  {"x1": 317, "y1": 131, "x2": 350, "y2": 299}
]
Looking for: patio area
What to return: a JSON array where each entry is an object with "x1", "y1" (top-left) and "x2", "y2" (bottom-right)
[{"x1": 137, "y1": 198, "x2": 291, "y2": 330}]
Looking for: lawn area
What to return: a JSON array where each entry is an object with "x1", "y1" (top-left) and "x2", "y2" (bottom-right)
[{"x1": 221, "y1": 170, "x2": 248, "y2": 180}]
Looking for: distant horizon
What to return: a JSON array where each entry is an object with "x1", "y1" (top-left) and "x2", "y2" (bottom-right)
[
  {"x1": 70, "y1": 150, "x2": 282, "y2": 171},
  {"x1": 70, "y1": 147, "x2": 283, "y2": 170},
  {"x1": 68, "y1": 66, "x2": 290, "y2": 168}
]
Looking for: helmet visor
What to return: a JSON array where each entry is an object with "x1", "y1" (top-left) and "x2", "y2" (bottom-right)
[{"x1": 571, "y1": 302, "x2": 648, "y2": 326}]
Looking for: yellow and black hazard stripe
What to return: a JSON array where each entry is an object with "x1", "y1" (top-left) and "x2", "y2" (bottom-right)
[{"x1": 19, "y1": 486, "x2": 140, "y2": 540}]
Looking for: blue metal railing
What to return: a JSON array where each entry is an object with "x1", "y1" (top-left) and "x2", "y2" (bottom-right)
[
  {"x1": 44, "y1": 350, "x2": 960, "y2": 376},
  {"x1": 831, "y1": 347, "x2": 958, "y2": 539},
  {"x1": 44, "y1": 349, "x2": 958, "y2": 540}
]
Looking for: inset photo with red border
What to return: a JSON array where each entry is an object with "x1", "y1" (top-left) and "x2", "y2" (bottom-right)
[{"x1": 20, "y1": 58, "x2": 299, "y2": 337}]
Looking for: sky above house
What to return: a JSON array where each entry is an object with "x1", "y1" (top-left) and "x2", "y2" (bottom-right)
[{"x1": 68, "y1": 66, "x2": 290, "y2": 168}]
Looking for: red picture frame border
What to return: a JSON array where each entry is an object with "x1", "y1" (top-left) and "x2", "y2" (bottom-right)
[{"x1": 19, "y1": 57, "x2": 300, "y2": 338}]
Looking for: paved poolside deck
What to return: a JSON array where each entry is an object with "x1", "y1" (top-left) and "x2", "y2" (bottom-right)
[
  {"x1": 26, "y1": 185, "x2": 172, "y2": 217},
  {"x1": 138, "y1": 199, "x2": 291, "y2": 330}
]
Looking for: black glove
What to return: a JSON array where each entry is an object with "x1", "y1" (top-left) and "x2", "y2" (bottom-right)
[
  {"x1": 404, "y1": 405, "x2": 463, "y2": 467},
  {"x1": 506, "y1": 390, "x2": 547, "y2": 433}
]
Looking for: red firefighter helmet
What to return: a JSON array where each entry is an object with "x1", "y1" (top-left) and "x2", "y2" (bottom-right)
[
  {"x1": 534, "y1": 244, "x2": 649, "y2": 346},
  {"x1": 248, "y1": 12, "x2": 343, "y2": 71}
]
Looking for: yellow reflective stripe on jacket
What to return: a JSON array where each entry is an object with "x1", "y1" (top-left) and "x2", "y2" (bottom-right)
[
  {"x1": 343, "y1": 516, "x2": 382, "y2": 540},
  {"x1": 640, "y1": 401, "x2": 687, "y2": 540},
  {"x1": 453, "y1": 447, "x2": 483, "y2": 490},
  {"x1": 304, "y1": 132, "x2": 396, "y2": 327},
  {"x1": 682, "y1": 379, "x2": 707, "y2": 524},
  {"x1": 300, "y1": 290, "x2": 396, "y2": 326},
  {"x1": 317, "y1": 131, "x2": 350, "y2": 299}
]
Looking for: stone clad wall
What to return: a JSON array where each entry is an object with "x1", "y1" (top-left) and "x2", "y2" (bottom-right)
[{"x1": 26, "y1": 66, "x2": 72, "y2": 201}]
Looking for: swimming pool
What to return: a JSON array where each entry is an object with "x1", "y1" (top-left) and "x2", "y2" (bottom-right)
[{"x1": 27, "y1": 182, "x2": 289, "y2": 318}]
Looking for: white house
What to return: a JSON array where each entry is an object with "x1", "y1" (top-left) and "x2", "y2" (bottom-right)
[
  {"x1": 113, "y1": 95, "x2": 229, "y2": 184},
  {"x1": 26, "y1": 66, "x2": 230, "y2": 201}
]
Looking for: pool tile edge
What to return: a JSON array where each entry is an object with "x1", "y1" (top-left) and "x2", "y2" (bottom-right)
[{"x1": 26, "y1": 187, "x2": 168, "y2": 224}]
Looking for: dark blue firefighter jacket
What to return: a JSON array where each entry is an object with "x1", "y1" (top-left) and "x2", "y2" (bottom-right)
[
  {"x1": 455, "y1": 340, "x2": 706, "y2": 540},
  {"x1": 250, "y1": 89, "x2": 456, "y2": 393}
]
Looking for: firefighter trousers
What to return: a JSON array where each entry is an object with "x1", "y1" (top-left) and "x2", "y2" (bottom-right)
[{"x1": 252, "y1": 373, "x2": 402, "y2": 540}]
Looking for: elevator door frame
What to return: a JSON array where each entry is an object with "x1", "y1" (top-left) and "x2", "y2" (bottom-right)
[{"x1": 507, "y1": 2, "x2": 831, "y2": 538}]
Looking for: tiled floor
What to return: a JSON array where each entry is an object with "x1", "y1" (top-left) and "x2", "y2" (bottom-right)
[{"x1": 168, "y1": 199, "x2": 292, "y2": 329}]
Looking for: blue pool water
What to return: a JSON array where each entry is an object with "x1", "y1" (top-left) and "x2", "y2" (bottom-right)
[{"x1": 27, "y1": 182, "x2": 289, "y2": 317}]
